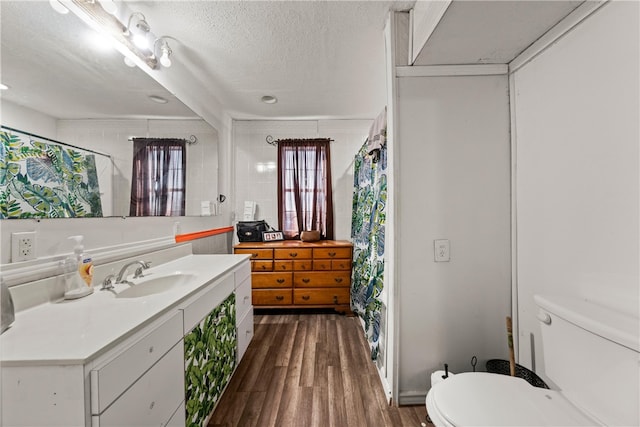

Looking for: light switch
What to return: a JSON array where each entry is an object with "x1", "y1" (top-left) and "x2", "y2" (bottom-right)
[{"x1": 434, "y1": 239, "x2": 450, "y2": 262}]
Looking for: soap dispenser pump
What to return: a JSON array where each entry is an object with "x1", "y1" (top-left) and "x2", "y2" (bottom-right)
[{"x1": 63, "y1": 235, "x2": 94, "y2": 300}]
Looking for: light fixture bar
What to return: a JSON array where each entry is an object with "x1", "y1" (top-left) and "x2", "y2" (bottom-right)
[{"x1": 67, "y1": 0, "x2": 158, "y2": 69}]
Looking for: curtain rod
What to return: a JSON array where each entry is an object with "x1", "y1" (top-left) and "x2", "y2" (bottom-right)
[
  {"x1": 128, "y1": 135, "x2": 198, "y2": 145},
  {"x1": 1, "y1": 125, "x2": 112, "y2": 158},
  {"x1": 265, "y1": 135, "x2": 334, "y2": 146}
]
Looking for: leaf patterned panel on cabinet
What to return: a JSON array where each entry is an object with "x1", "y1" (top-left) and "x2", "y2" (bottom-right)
[{"x1": 184, "y1": 293, "x2": 236, "y2": 427}]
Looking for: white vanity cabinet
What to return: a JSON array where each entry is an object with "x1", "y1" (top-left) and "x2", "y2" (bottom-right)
[
  {"x1": 1, "y1": 255, "x2": 253, "y2": 427},
  {"x1": 90, "y1": 311, "x2": 185, "y2": 426},
  {"x1": 235, "y1": 261, "x2": 253, "y2": 362}
]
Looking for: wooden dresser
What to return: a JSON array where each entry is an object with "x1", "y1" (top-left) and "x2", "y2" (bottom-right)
[{"x1": 233, "y1": 240, "x2": 353, "y2": 313}]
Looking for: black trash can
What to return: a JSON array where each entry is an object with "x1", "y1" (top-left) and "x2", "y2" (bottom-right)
[{"x1": 486, "y1": 359, "x2": 549, "y2": 389}]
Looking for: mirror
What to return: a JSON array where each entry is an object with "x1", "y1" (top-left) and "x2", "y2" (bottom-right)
[{"x1": 0, "y1": 1, "x2": 219, "y2": 218}]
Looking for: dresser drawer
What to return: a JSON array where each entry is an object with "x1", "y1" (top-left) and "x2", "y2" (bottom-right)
[
  {"x1": 293, "y1": 260, "x2": 313, "y2": 271},
  {"x1": 235, "y1": 248, "x2": 273, "y2": 259},
  {"x1": 293, "y1": 271, "x2": 351, "y2": 288},
  {"x1": 90, "y1": 311, "x2": 183, "y2": 414},
  {"x1": 252, "y1": 260, "x2": 273, "y2": 272},
  {"x1": 253, "y1": 289, "x2": 293, "y2": 305},
  {"x1": 332, "y1": 259, "x2": 352, "y2": 270},
  {"x1": 95, "y1": 342, "x2": 184, "y2": 426},
  {"x1": 313, "y1": 260, "x2": 332, "y2": 270},
  {"x1": 294, "y1": 288, "x2": 350, "y2": 305},
  {"x1": 313, "y1": 247, "x2": 352, "y2": 259},
  {"x1": 274, "y1": 260, "x2": 293, "y2": 271},
  {"x1": 274, "y1": 248, "x2": 312, "y2": 260},
  {"x1": 252, "y1": 272, "x2": 292, "y2": 288}
]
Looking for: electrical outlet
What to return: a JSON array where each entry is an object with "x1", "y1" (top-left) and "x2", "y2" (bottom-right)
[
  {"x1": 434, "y1": 239, "x2": 450, "y2": 262},
  {"x1": 12, "y1": 232, "x2": 36, "y2": 262}
]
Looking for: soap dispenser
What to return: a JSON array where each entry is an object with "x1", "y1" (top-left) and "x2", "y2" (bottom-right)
[{"x1": 63, "y1": 235, "x2": 94, "y2": 300}]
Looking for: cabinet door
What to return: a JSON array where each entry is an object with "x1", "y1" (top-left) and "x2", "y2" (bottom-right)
[
  {"x1": 96, "y1": 342, "x2": 184, "y2": 427},
  {"x1": 184, "y1": 293, "x2": 237, "y2": 427}
]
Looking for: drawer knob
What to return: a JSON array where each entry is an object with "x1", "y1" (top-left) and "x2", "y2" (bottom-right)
[
  {"x1": 252, "y1": 253, "x2": 258, "y2": 258},
  {"x1": 276, "y1": 295, "x2": 284, "y2": 301},
  {"x1": 261, "y1": 265, "x2": 266, "y2": 270},
  {"x1": 290, "y1": 252, "x2": 298, "y2": 258},
  {"x1": 277, "y1": 278, "x2": 285, "y2": 284},
  {"x1": 335, "y1": 278, "x2": 343, "y2": 283},
  {"x1": 328, "y1": 252, "x2": 336, "y2": 257},
  {"x1": 302, "y1": 295, "x2": 310, "y2": 300},
  {"x1": 302, "y1": 278, "x2": 310, "y2": 283},
  {"x1": 333, "y1": 295, "x2": 339, "y2": 304},
  {"x1": 148, "y1": 346, "x2": 154, "y2": 353},
  {"x1": 244, "y1": 296, "x2": 250, "y2": 302}
]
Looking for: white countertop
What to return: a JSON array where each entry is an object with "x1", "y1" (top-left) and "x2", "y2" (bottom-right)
[{"x1": 1, "y1": 254, "x2": 249, "y2": 366}]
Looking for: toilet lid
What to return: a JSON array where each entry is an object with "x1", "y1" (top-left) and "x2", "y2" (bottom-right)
[{"x1": 430, "y1": 373, "x2": 598, "y2": 426}]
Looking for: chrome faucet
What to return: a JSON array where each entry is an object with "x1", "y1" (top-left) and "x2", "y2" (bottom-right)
[{"x1": 115, "y1": 260, "x2": 151, "y2": 284}]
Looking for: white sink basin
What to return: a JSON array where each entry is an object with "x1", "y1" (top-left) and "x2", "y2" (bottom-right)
[{"x1": 115, "y1": 272, "x2": 196, "y2": 299}]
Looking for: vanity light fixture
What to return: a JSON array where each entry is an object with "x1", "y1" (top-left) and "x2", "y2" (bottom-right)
[
  {"x1": 124, "y1": 12, "x2": 151, "y2": 50},
  {"x1": 152, "y1": 38, "x2": 173, "y2": 68}
]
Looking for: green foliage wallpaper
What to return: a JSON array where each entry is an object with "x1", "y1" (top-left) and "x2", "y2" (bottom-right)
[
  {"x1": 0, "y1": 128, "x2": 103, "y2": 218},
  {"x1": 184, "y1": 293, "x2": 237, "y2": 427}
]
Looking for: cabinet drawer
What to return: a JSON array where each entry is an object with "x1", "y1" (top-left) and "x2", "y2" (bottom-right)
[
  {"x1": 235, "y1": 248, "x2": 273, "y2": 259},
  {"x1": 253, "y1": 260, "x2": 273, "y2": 272},
  {"x1": 237, "y1": 310, "x2": 254, "y2": 363},
  {"x1": 274, "y1": 248, "x2": 312, "y2": 260},
  {"x1": 293, "y1": 271, "x2": 351, "y2": 288},
  {"x1": 95, "y1": 342, "x2": 184, "y2": 426},
  {"x1": 313, "y1": 247, "x2": 352, "y2": 259},
  {"x1": 294, "y1": 288, "x2": 350, "y2": 305},
  {"x1": 252, "y1": 272, "x2": 292, "y2": 289},
  {"x1": 236, "y1": 275, "x2": 253, "y2": 321},
  {"x1": 181, "y1": 273, "x2": 234, "y2": 334},
  {"x1": 90, "y1": 311, "x2": 183, "y2": 414},
  {"x1": 166, "y1": 401, "x2": 185, "y2": 427},
  {"x1": 293, "y1": 260, "x2": 313, "y2": 271},
  {"x1": 235, "y1": 260, "x2": 251, "y2": 284},
  {"x1": 313, "y1": 260, "x2": 332, "y2": 270},
  {"x1": 253, "y1": 289, "x2": 292, "y2": 305},
  {"x1": 274, "y1": 260, "x2": 293, "y2": 271},
  {"x1": 332, "y1": 259, "x2": 352, "y2": 270}
]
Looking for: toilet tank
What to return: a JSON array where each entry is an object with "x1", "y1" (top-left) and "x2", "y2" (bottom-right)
[{"x1": 535, "y1": 295, "x2": 639, "y2": 426}]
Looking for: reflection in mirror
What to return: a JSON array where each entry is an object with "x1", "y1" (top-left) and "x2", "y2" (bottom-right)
[
  {"x1": 0, "y1": 126, "x2": 111, "y2": 219},
  {"x1": 0, "y1": 1, "x2": 219, "y2": 218}
]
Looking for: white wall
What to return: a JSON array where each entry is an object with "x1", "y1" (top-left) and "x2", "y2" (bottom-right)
[
  {"x1": 232, "y1": 119, "x2": 372, "y2": 240},
  {"x1": 395, "y1": 74, "x2": 511, "y2": 401},
  {"x1": 57, "y1": 119, "x2": 219, "y2": 217},
  {"x1": 512, "y1": 1, "x2": 639, "y2": 376},
  {"x1": 2, "y1": 102, "x2": 57, "y2": 138}
]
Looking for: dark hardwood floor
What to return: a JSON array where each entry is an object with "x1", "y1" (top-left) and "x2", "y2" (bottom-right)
[{"x1": 209, "y1": 310, "x2": 431, "y2": 427}]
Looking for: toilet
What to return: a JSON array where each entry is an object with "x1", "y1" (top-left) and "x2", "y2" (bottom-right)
[{"x1": 426, "y1": 294, "x2": 640, "y2": 426}]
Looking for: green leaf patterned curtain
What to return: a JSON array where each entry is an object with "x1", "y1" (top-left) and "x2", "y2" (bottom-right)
[
  {"x1": 351, "y1": 127, "x2": 387, "y2": 360},
  {"x1": 0, "y1": 128, "x2": 103, "y2": 218}
]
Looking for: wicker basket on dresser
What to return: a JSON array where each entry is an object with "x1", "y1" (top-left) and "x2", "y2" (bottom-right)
[{"x1": 233, "y1": 240, "x2": 353, "y2": 314}]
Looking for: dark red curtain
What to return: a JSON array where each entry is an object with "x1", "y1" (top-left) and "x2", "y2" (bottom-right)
[
  {"x1": 129, "y1": 138, "x2": 186, "y2": 216},
  {"x1": 277, "y1": 138, "x2": 334, "y2": 239}
]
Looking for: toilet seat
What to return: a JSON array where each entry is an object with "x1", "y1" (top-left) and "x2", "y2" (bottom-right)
[{"x1": 426, "y1": 373, "x2": 599, "y2": 426}]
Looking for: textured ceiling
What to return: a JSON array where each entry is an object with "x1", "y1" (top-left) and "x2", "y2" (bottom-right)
[{"x1": 0, "y1": 0, "x2": 415, "y2": 123}]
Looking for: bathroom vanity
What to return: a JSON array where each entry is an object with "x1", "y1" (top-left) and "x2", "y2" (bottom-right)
[
  {"x1": 0, "y1": 252, "x2": 252, "y2": 427},
  {"x1": 234, "y1": 240, "x2": 352, "y2": 313}
]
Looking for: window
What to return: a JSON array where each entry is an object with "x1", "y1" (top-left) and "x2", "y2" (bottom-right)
[
  {"x1": 277, "y1": 139, "x2": 334, "y2": 239},
  {"x1": 129, "y1": 138, "x2": 186, "y2": 216}
]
